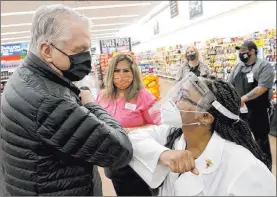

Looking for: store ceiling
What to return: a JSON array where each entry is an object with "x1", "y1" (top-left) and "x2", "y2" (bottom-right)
[{"x1": 1, "y1": 1, "x2": 159, "y2": 44}]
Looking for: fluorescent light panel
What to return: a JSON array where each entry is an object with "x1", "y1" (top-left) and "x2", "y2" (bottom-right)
[
  {"x1": 1, "y1": 23, "x2": 32, "y2": 28},
  {"x1": 2, "y1": 22, "x2": 129, "y2": 28},
  {"x1": 1, "y1": 29, "x2": 118, "y2": 36},
  {"x1": 90, "y1": 14, "x2": 138, "y2": 20},
  {"x1": 1, "y1": 36, "x2": 30, "y2": 41},
  {"x1": 91, "y1": 28, "x2": 119, "y2": 33},
  {"x1": 92, "y1": 32, "x2": 117, "y2": 36},
  {"x1": 95, "y1": 35, "x2": 117, "y2": 39},
  {"x1": 1, "y1": 31, "x2": 30, "y2": 36},
  {"x1": 1, "y1": 40, "x2": 30, "y2": 45},
  {"x1": 1, "y1": 3, "x2": 151, "y2": 16},
  {"x1": 93, "y1": 23, "x2": 129, "y2": 27},
  {"x1": 1, "y1": 34, "x2": 117, "y2": 41}
]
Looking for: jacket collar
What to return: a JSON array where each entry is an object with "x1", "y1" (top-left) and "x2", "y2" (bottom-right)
[
  {"x1": 177, "y1": 131, "x2": 225, "y2": 174},
  {"x1": 24, "y1": 51, "x2": 80, "y2": 96}
]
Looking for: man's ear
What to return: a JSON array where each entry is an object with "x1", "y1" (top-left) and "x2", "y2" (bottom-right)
[
  {"x1": 249, "y1": 49, "x2": 255, "y2": 56},
  {"x1": 40, "y1": 42, "x2": 53, "y2": 63},
  {"x1": 199, "y1": 112, "x2": 214, "y2": 125}
]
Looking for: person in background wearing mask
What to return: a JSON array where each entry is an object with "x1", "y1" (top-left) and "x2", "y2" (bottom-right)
[
  {"x1": 228, "y1": 41, "x2": 275, "y2": 170},
  {"x1": 125, "y1": 73, "x2": 275, "y2": 196},
  {"x1": 176, "y1": 46, "x2": 210, "y2": 81},
  {"x1": 96, "y1": 54, "x2": 157, "y2": 196},
  {"x1": 0, "y1": 5, "x2": 133, "y2": 196}
]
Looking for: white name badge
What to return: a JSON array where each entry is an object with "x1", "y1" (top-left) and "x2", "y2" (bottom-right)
[
  {"x1": 246, "y1": 72, "x2": 254, "y2": 83},
  {"x1": 125, "y1": 103, "x2": 137, "y2": 111}
]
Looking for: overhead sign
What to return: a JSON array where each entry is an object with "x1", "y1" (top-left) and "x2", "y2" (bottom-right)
[
  {"x1": 169, "y1": 0, "x2": 179, "y2": 18},
  {"x1": 189, "y1": 1, "x2": 203, "y2": 19},
  {"x1": 1, "y1": 42, "x2": 29, "y2": 56},
  {"x1": 100, "y1": 37, "x2": 132, "y2": 54}
]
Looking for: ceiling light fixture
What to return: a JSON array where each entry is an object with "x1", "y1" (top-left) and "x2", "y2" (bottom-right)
[
  {"x1": 1, "y1": 29, "x2": 118, "y2": 36},
  {"x1": 73, "y1": 3, "x2": 151, "y2": 11},
  {"x1": 2, "y1": 22, "x2": 129, "y2": 28},
  {"x1": 90, "y1": 28, "x2": 119, "y2": 33},
  {"x1": 93, "y1": 23, "x2": 129, "y2": 27},
  {"x1": 1, "y1": 40, "x2": 30, "y2": 45},
  {"x1": 90, "y1": 14, "x2": 139, "y2": 20},
  {"x1": 1, "y1": 36, "x2": 30, "y2": 41},
  {"x1": 1, "y1": 31, "x2": 30, "y2": 36},
  {"x1": 95, "y1": 35, "x2": 117, "y2": 39},
  {"x1": 1, "y1": 3, "x2": 151, "y2": 16},
  {"x1": 1, "y1": 23, "x2": 32, "y2": 28},
  {"x1": 92, "y1": 32, "x2": 117, "y2": 36}
]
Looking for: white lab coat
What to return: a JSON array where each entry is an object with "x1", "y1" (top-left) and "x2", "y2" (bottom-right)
[{"x1": 128, "y1": 125, "x2": 276, "y2": 196}]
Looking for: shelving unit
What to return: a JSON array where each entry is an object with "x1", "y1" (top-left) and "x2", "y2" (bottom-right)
[
  {"x1": 135, "y1": 29, "x2": 277, "y2": 82},
  {"x1": 137, "y1": 44, "x2": 186, "y2": 80},
  {"x1": 1, "y1": 60, "x2": 23, "y2": 95},
  {"x1": 136, "y1": 51, "x2": 154, "y2": 74}
]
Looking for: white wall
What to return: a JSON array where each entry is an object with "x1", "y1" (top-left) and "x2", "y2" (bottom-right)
[{"x1": 131, "y1": 1, "x2": 276, "y2": 52}]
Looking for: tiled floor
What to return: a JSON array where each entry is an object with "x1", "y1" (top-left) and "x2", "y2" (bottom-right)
[{"x1": 99, "y1": 77, "x2": 276, "y2": 196}]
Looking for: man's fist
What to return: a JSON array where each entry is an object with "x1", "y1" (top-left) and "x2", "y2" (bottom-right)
[
  {"x1": 159, "y1": 150, "x2": 199, "y2": 175},
  {"x1": 80, "y1": 90, "x2": 95, "y2": 105}
]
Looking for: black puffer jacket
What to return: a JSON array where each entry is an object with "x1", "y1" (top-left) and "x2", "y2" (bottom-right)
[{"x1": 0, "y1": 52, "x2": 133, "y2": 196}]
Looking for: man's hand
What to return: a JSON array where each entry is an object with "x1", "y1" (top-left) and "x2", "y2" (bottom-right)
[
  {"x1": 241, "y1": 95, "x2": 249, "y2": 107},
  {"x1": 241, "y1": 86, "x2": 268, "y2": 106},
  {"x1": 159, "y1": 150, "x2": 199, "y2": 175},
  {"x1": 80, "y1": 90, "x2": 95, "y2": 105}
]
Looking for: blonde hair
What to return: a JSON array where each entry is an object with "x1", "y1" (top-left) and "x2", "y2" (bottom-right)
[
  {"x1": 103, "y1": 54, "x2": 144, "y2": 101},
  {"x1": 183, "y1": 45, "x2": 200, "y2": 62}
]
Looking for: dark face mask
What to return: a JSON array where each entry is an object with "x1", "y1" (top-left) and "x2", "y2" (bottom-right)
[
  {"x1": 239, "y1": 52, "x2": 250, "y2": 63},
  {"x1": 187, "y1": 53, "x2": 196, "y2": 61},
  {"x1": 50, "y1": 44, "x2": 92, "y2": 81}
]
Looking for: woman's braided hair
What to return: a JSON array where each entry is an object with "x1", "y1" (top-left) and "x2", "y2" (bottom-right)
[{"x1": 151, "y1": 77, "x2": 271, "y2": 196}]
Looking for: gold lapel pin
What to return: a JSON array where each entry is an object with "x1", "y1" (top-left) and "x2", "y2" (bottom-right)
[{"x1": 205, "y1": 159, "x2": 213, "y2": 169}]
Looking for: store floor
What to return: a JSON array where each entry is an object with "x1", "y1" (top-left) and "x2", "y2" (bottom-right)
[{"x1": 98, "y1": 77, "x2": 277, "y2": 196}]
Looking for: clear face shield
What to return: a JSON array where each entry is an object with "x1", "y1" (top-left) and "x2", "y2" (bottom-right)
[{"x1": 149, "y1": 72, "x2": 216, "y2": 127}]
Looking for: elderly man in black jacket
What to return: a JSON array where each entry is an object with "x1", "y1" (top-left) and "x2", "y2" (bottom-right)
[{"x1": 0, "y1": 4, "x2": 133, "y2": 196}]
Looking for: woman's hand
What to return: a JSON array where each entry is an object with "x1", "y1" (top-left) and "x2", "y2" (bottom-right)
[
  {"x1": 159, "y1": 150, "x2": 199, "y2": 175},
  {"x1": 124, "y1": 124, "x2": 153, "y2": 133}
]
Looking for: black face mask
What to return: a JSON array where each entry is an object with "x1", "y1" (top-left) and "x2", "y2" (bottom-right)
[
  {"x1": 50, "y1": 44, "x2": 92, "y2": 81},
  {"x1": 187, "y1": 53, "x2": 196, "y2": 61},
  {"x1": 239, "y1": 53, "x2": 250, "y2": 63}
]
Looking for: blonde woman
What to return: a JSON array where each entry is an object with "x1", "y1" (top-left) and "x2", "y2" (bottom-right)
[
  {"x1": 176, "y1": 46, "x2": 210, "y2": 81},
  {"x1": 96, "y1": 54, "x2": 157, "y2": 196}
]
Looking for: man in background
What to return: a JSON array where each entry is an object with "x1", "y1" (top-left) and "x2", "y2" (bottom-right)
[
  {"x1": 228, "y1": 41, "x2": 275, "y2": 170},
  {"x1": 0, "y1": 4, "x2": 133, "y2": 196}
]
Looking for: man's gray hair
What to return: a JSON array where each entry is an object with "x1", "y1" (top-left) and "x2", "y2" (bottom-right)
[{"x1": 29, "y1": 4, "x2": 91, "y2": 55}]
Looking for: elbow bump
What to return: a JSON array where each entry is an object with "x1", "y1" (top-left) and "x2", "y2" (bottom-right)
[{"x1": 109, "y1": 130, "x2": 133, "y2": 168}]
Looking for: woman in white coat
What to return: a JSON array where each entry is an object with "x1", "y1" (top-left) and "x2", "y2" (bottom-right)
[{"x1": 126, "y1": 72, "x2": 276, "y2": 196}]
